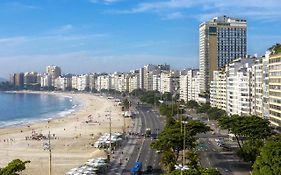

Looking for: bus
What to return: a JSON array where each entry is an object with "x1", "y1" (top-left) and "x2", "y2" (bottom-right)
[{"x1": 130, "y1": 161, "x2": 142, "y2": 175}]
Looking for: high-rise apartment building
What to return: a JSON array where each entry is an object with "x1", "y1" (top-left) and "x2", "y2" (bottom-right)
[
  {"x1": 143, "y1": 64, "x2": 157, "y2": 91},
  {"x1": 179, "y1": 74, "x2": 188, "y2": 102},
  {"x1": 187, "y1": 69, "x2": 200, "y2": 102},
  {"x1": 128, "y1": 74, "x2": 139, "y2": 93},
  {"x1": 160, "y1": 71, "x2": 172, "y2": 94},
  {"x1": 199, "y1": 16, "x2": 247, "y2": 93},
  {"x1": 210, "y1": 70, "x2": 227, "y2": 111},
  {"x1": 269, "y1": 51, "x2": 281, "y2": 128},
  {"x1": 226, "y1": 58, "x2": 254, "y2": 116}
]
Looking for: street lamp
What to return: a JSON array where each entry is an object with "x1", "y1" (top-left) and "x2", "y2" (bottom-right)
[
  {"x1": 182, "y1": 121, "x2": 188, "y2": 166},
  {"x1": 43, "y1": 131, "x2": 52, "y2": 175}
]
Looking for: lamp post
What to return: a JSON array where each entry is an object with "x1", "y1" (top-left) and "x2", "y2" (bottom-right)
[
  {"x1": 43, "y1": 131, "x2": 52, "y2": 175},
  {"x1": 182, "y1": 121, "x2": 188, "y2": 166}
]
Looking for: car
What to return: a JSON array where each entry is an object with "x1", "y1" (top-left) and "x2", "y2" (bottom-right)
[{"x1": 146, "y1": 165, "x2": 153, "y2": 173}]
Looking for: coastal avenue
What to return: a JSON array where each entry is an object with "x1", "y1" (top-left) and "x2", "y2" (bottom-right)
[{"x1": 109, "y1": 102, "x2": 164, "y2": 175}]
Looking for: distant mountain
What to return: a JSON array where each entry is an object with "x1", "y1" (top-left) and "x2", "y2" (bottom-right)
[{"x1": 0, "y1": 77, "x2": 7, "y2": 82}]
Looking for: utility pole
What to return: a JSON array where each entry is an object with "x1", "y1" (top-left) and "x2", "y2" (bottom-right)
[
  {"x1": 48, "y1": 131, "x2": 52, "y2": 175},
  {"x1": 109, "y1": 110, "x2": 112, "y2": 162}
]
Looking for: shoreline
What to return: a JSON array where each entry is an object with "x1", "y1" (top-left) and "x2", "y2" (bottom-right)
[
  {"x1": 0, "y1": 90, "x2": 83, "y2": 129},
  {"x1": 0, "y1": 91, "x2": 130, "y2": 175}
]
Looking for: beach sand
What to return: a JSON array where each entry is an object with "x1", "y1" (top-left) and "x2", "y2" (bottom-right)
[{"x1": 0, "y1": 92, "x2": 130, "y2": 175}]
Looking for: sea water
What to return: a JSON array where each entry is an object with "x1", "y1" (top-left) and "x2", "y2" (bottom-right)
[{"x1": 0, "y1": 92, "x2": 78, "y2": 128}]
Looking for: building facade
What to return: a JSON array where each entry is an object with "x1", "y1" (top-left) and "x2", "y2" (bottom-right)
[
  {"x1": 199, "y1": 16, "x2": 247, "y2": 93},
  {"x1": 210, "y1": 70, "x2": 227, "y2": 111},
  {"x1": 269, "y1": 52, "x2": 281, "y2": 128}
]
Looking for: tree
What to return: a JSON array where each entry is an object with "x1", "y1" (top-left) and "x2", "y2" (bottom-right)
[
  {"x1": 252, "y1": 135, "x2": 281, "y2": 175},
  {"x1": 139, "y1": 90, "x2": 160, "y2": 105},
  {"x1": 196, "y1": 103, "x2": 211, "y2": 114},
  {"x1": 218, "y1": 115, "x2": 272, "y2": 149},
  {"x1": 185, "y1": 120, "x2": 211, "y2": 137},
  {"x1": 237, "y1": 140, "x2": 264, "y2": 163},
  {"x1": 151, "y1": 121, "x2": 210, "y2": 160},
  {"x1": 207, "y1": 107, "x2": 227, "y2": 120},
  {"x1": 0, "y1": 159, "x2": 30, "y2": 175},
  {"x1": 122, "y1": 98, "x2": 130, "y2": 110},
  {"x1": 169, "y1": 167, "x2": 221, "y2": 175},
  {"x1": 186, "y1": 100, "x2": 199, "y2": 109},
  {"x1": 130, "y1": 88, "x2": 145, "y2": 97},
  {"x1": 162, "y1": 92, "x2": 172, "y2": 101},
  {"x1": 161, "y1": 149, "x2": 177, "y2": 173}
]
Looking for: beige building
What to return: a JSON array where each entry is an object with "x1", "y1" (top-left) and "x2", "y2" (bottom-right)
[
  {"x1": 269, "y1": 52, "x2": 281, "y2": 128},
  {"x1": 199, "y1": 16, "x2": 247, "y2": 93}
]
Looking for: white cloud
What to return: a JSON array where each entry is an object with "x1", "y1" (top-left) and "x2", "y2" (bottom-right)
[
  {"x1": 0, "y1": 37, "x2": 27, "y2": 46},
  {"x1": 109, "y1": 0, "x2": 281, "y2": 21}
]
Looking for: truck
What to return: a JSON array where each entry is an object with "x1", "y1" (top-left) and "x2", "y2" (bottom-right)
[{"x1": 145, "y1": 128, "x2": 151, "y2": 137}]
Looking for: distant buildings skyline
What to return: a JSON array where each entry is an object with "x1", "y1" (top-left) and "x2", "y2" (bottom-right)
[{"x1": 0, "y1": 1, "x2": 281, "y2": 78}]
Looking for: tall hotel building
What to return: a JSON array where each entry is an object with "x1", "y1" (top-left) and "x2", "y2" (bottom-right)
[{"x1": 199, "y1": 16, "x2": 247, "y2": 93}]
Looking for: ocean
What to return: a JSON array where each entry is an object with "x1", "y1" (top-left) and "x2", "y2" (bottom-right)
[{"x1": 0, "y1": 92, "x2": 78, "y2": 128}]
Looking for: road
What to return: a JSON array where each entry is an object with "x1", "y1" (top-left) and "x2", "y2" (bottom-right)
[
  {"x1": 124, "y1": 105, "x2": 164, "y2": 174},
  {"x1": 108, "y1": 104, "x2": 164, "y2": 175},
  {"x1": 187, "y1": 111, "x2": 251, "y2": 175}
]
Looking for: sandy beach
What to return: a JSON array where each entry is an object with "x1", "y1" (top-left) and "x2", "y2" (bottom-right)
[{"x1": 0, "y1": 91, "x2": 130, "y2": 175}]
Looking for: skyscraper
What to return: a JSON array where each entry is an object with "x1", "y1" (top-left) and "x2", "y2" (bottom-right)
[{"x1": 199, "y1": 16, "x2": 247, "y2": 93}]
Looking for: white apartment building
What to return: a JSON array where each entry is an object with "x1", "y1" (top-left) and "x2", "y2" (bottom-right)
[
  {"x1": 77, "y1": 74, "x2": 89, "y2": 91},
  {"x1": 226, "y1": 58, "x2": 254, "y2": 116},
  {"x1": 251, "y1": 57, "x2": 264, "y2": 117},
  {"x1": 187, "y1": 70, "x2": 200, "y2": 102},
  {"x1": 71, "y1": 76, "x2": 79, "y2": 90},
  {"x1": 143, "y1": 64, "x2": 158, "y2": 91},
  {"x1": 160, "y1": 71, "x2": 172, "y2": 94},
  {"x1": 128, "y1": 74, "x2": 139, "y2": 93},
  {"x1": 111, "y1": 73, "x2": 129, "y2": 92},
  {"x1": 179, "y1": 74, "x2": 188, "y2": 102},
  {"x1": 96, "y1": 75, "x2": 111, "y2": 91},
  {"x1": 210, "y1": 70, "x2": 227, "y2": 111},
  {"x1": 46, "y1": 65, "x2": 61, "y2": 86},
  {"x1": 54, "y1": 76, "x2": 71, "y2": 91},
  {"x1": 152, "y1": 74, "x2": 161, "y2": 92},
  {"x1": 41, "y1": 74, "x2": 52, "y2": 87}
]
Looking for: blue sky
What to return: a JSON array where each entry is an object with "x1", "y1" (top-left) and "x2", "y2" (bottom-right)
[{"x1": 0, "y1": 0, "x2": 281, "y2": 78}]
